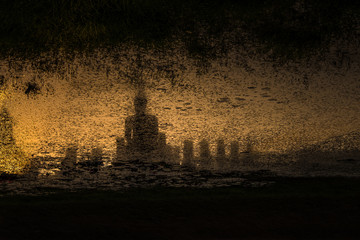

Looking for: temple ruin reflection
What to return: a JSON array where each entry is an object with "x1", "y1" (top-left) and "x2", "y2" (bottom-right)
[
  {"x1": 113, "y1": 90, "x2": 180, "y2": 164},
  {"x1": 111, "y1": 90, "x2": 255, "y2": 168},
  {"x1": 6, "y1": 82, "x2": 357, "y2": 179}
]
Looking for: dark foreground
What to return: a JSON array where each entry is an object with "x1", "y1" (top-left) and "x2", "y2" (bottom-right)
[{"x1": 1, "y1": 177, "x2": 360, "y2": 240}]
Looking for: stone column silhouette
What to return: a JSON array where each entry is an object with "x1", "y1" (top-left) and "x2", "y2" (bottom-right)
[
  {"x1": 199, "y1": 139, "x2": 211, "y2": 168},
  {"x1": 216, "y1": 139, "x2": 226, "y2": 169},
  {"x1": 183, "y1": 140, "x2": 194, "y2": 166},
  {"x1": 63, "y1": 144, "x2": 77, "y2": 169},
  {"x1": 91, "y1": 146, "x2": 103, "y2": 162},
  {"x1": 230, "y1": 141, "x2": 239, "y2": 167},
  {"x1": 171, "y1": 146, "x2": 181, "y2": 165},
  {"x1": 116, "y1": 137, "x2": 126, "y2": 162},
  {"x1": 89, "y1": 146, "x2": 103, "y2": 172},
  {"x1": 155, "y1": 132, "x2": 168, "y2": 162},
  {"x1": 158, "y1": 132, "x2": 166, "y2": 149},
  {"x1": 243, "y1": 136, "x2": 254, "y2": 165}
]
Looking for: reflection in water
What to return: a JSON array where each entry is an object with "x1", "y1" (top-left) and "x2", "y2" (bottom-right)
[
  {"x1": 0, "y1": 106, "x2": 28, "y2": 173},
  {"x1": 2, "y1": 150, "x2": 360, "y2": 196},
  {"x1": 125, "y1": 91, "x2": 159, "y2": 155},
  {"x1": 199, "y1": 139, "x2": 211, "y2": 168},
  {"x1": 115, "y1": 90, "x2": 180, "y2": 165},
  {"x1": 183, "y1": 140, "x2": 194, "y2": 166},
  {"x1": 1, "y1": 96, "x2": 360, "y2": 194},
  {"x1": 230, "y1": 141, "x2": 240, "y2": 167},
  {"x1": 0, "y1": 45, "x2": 359, "y2": 175}
]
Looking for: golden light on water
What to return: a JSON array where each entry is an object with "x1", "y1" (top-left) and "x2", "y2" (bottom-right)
[
  {"x1": 0, "y1": 102, "x2": 29, "y2": 174},
  {"x1": 0, "y1": 145, "x2": 28, "y2": 174},
  {"x1": 0, "y1": 46, "x2": 359, "y2": 173}
]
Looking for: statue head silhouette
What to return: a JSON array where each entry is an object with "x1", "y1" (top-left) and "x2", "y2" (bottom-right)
[{"x1": 134, "y1": 94, "x2": 147, "y2": 115}]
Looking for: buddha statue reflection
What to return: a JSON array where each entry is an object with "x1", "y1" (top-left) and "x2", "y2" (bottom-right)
[{"x1": 125, "y1": 94, "x2": 159, "y2": 154}]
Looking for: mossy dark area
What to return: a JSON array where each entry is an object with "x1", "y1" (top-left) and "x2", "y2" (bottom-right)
[
  {"x1": 1, "y1": 177, "x2": 360, "y2": 239},
  {"x1": 1, "y1": 0, "x2": 359, "y2": 59}
]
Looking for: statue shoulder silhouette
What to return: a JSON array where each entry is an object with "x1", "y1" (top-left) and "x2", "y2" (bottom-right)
[{"x1": 125, "y1": 112, "x2": 159, "y2": 153}]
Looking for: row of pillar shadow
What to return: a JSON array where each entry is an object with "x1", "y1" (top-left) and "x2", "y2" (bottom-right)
[
  {"x1": 115, "y1": 137, "x2": 251, "y2": 167},
  {"x1": 181, "y1": 139, "x2": 251, "y2": 168},
  {"x1": 62, "y1": 138, "x2": 252, "y2": 168}
]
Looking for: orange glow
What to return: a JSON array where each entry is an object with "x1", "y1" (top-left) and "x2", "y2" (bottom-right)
[
  {"x1": 0, "y1": 144, "x2": 29, "y2": 174},
  {"x1": 0, "y1": 47, "x2": 359, "y2": 162}
]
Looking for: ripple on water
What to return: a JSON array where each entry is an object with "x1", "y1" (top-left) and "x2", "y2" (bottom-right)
[
  {"x1": 217, "y1": 97, "x2": 230, "y2": 103},
  {"x1": 235, "y1": 97, "x2": 246, "y2": 101}
]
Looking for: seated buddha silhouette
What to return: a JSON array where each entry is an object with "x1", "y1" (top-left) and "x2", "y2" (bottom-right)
[{"x1": 125, "y1": 93, "x2": 159, "y2": 154}]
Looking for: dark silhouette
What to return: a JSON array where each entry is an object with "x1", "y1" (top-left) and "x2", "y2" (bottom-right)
[
  {"x1": 90, "y1": 146, "x2": 103, "y2": 163},
  {"x1": 216, "y1": 139, "x2": 227, "y2": 168},
  {"x1": 157, "y1": 132, "x2": 167, "y2": 150},
  {"x1": 62, "y1": 145, "x2": 77, "y2": 171},
  {"x1": 199, "y1": 139, "x2": 211, "y2": 167},
  {"x1": 125, "y1": 93, "x2": 159, "y2": 154},
  {"x1": 115, "y1": 137, "x2": 126, "y2": 162},
  {"x1": 183, "y1": 140, "x2": 194, "y2": 166},
  {"x1": 81, "y1": 146, "x2": 104, "y2": 173},
  {"x1": 230, "y1": 141, "x2": 239, "y2": 167},
  {"x1": 24, "y1": 158, "x2": 40, "y2": 179},
  {"x1": 24, "y1": 82, "x2": 40, "y2": 97},
  {"x1": 0, "y1": 75, "x2": 5, "y2": 86},
  {"x1": 171, "y1": 146, "x2": 181, "y2": 164},
  {"x1": 156, "y1": 132, "x2": 169, "y2": 160},
  {"x1": 113, "y1": 91, "x2": 181, "y2": 164},
  {"x1": 0, "y1": 106, "x2": 15, "y2": 146}
]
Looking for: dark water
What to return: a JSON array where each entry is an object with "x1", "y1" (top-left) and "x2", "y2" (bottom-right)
[{"x1": 1, "y1": 152, "x2": 360, "y2": 196}]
